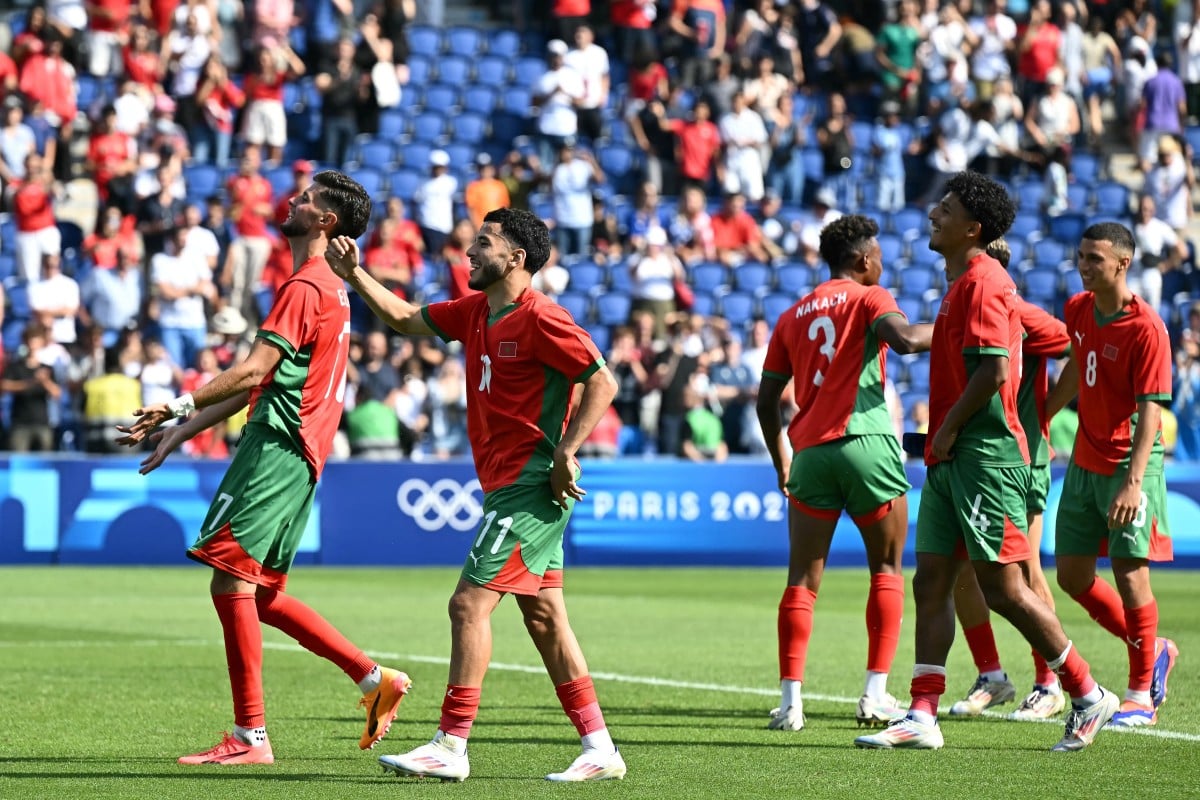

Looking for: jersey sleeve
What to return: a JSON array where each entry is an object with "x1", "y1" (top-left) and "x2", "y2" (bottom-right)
[
  {"x1": 422, "y1": 295, "x2": 477, "y2": 344},
  {"x1": 1133, "y1": 311, "x2": 1173, "y2": 404},
  {"x1": 864, "y1": 284, "x2": 905, "y2": 331},
  {"x1": 532, "y1": 303, "x2": 604, "y2": 382},
  {"x1": 761, "y1": 314, "x2": 794, "y2": 380},
  {"x1": 258, "y1": 278, "x2": 319, "y2": 357},
  {"x1": 1019, "y1": 299, "x2": 1070, "y2": 357},
  {"x1": 961, "y1": 274, "x2": 1013, "y2": 357}
]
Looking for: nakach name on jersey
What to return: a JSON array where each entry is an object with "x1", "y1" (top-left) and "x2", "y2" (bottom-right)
[
  {"x1": 250, "y1": 256, "x2": 352, "y2": 480},
  {"x1": 762, "y1": 278, "x2": 904, "y2": 451},
  {"x1": 926, "y1": 252, "x2": 1029, "y2": 467},
  {"x1": 1063, "y1": 292, "x2": 1172, "y2": 476},
  {"x1": 1017, "y1": 298, "x2": 1070, "y2": 467},
  {"x1": 424, "y1": 289, "x2": 603, "y2": 493}
]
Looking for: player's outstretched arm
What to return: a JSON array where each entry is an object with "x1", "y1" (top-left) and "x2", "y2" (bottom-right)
[
  {"x1": 551, "y1": 365, "x2": 618, "y2": 509},
  {"x1": 876, "y1": 317, "x2": 934, "y2": 355},
  {"x1": 326, "y1": 234, "x2": 434, "y2": 336},
  {"x1": 129, "y1": 392, "x2": 251, "y2": 475},
  {"x1": 756, "y1": 375, "x2": 790, "y2": 494}
]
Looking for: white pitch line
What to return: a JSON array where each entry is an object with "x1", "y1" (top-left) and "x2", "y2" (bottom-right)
[{"x1": 8, "y1": 638, "x2": 1200, "y2": 744}]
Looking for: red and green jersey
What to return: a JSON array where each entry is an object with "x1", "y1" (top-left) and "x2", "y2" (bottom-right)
[
  {"x1": 423, "y1": 288, "x2": 604, "y2": 493},
  {"x1": 250, "y1": 256, "x2": 352, "y2": 479},
  {"x1": 1017, "y1": 299, "x2": 1070, "y2": 466},
  {"x1": 1063, "y1": 292, "x2": 1172, "y2": 475},
  {"x1": 926, "y1": 253, "x2": 1029, "y2": 467},
  {"x1": 762, "y1": 278, "x2": 903, "y2": 451}
]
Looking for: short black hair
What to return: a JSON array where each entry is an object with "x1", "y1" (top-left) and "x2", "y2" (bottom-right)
[
  {"x1": 819, "y1": 214, "x2": 880, "y2": 272},
  {"x1": 482, "y1": 207, "x2": 552, "y2": 274},
  {"x1": 313, "y1": 170, "x2": 372, "y2": 239},
  {"x1": 1082, "y1": 222, "x2": 1135, "y2": 260},
  {"x1": 944, "y1": 171, "x2": 1016, "y2": 246}
]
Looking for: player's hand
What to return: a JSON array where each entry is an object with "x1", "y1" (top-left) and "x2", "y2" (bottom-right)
[
  {"x1": 1107, "y1": 479, "x2": 1143, "y2": 530},
  {"x1": 929, "y1": 426, "x2": 958, "y2": 461},
  {"x1": 551, "y1": 454, "x2": 585, "y2": 509},
  {"x1": 114, "y1": 403, "x2": 173, "y2": 446},
  {"x1": 775, "y1": 463, "x2": 790, "y2": 496},
  {"x1": 326, "y1": 235, "x2": 362, "y2": 280},
  {"x1": 135, "y1": 426, "x2": 189, "y2": 474}
]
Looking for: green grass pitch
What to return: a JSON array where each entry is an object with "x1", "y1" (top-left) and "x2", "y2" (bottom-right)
[{"x1": 2, "y1": 566, "x2": 1197, "y2": 799}]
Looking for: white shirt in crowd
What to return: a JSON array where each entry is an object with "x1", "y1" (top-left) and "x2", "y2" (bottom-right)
[
  {"x1": 969, "y1": 12, "x2": 1017, "y2": 82},
  {"x1": 565, "y1": 43, "x2": 610, "y2": 111},
  {"x1": 551, "y1": 157, "x2": 594, "y2": 228},
  {"x1": 534, "y1": 66, "x2": 585, "y2": 137},
  {"x1": 413, "y1": 172, "x2": 458, "y2": 234},
  {"x1": 152, "y1": 249, "x2": 211, "y2": 330},
  {"x1": 29, "y1": 272, "x2": 80, "y2": 345}
]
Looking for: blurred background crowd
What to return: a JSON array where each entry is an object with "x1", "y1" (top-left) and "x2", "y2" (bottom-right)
[{"x1": 2, "y1": 0, "x2": 1200, "y2": 461}]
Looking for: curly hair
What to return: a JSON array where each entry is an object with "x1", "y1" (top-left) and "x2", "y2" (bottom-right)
[
  {"x1": 943, "y1": 171, "x2": 1016, "y2": 246},
  {"x1": 1082, "y1": 222, "x2": 1135, "y2": 260},
  {"x1": 819, "y1": 214, "x2": 880, "y2": 272},
  {"x1": 313, "y1": 170, "x2": 372, "y2": 239},
  {"x1": 483, "y1": 207, "x2": 552, "y2": 274}
]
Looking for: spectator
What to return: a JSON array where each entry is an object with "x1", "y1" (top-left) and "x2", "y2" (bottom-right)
[
  {"x1": 315, "y1": 38, "x2": 369, "y2": 167},
  {"x1": 755, "y1": 191, "x2": 797, "y2": 261},
  {"x1": 1025, "y1": 68, "x2": 1080, "y2": 160},
  {"x1": 590, "y1": 193, "x2": 624, "y2": 262},
  {"x1": 710, "y1": 334, "x2": 757, "y2": 454},
  {"x1": 877, "y1": 0, "x2": 924, "y2": 111},
  {"x1": 610, "y1": 0, "x2": 658, "y2": 66},
  {"x1": 872, "y1": 100, "x2": 908, "y2": 212},
  {"x1": 669, "y1": 184, "x2": 716, "y2": 264},
  {"x1": 1, "y1": 324, "x2": 61, "y2": 452},
  {"x1": 12, "y1": 153, "x2": 60, "y2": 285},
  {"x1": 180, "y1": 202, "x2": 221, "y2": 275},
  {"x1": 81, "y1": 246, "x2": 143, "y2": 347},
  {"x1": 143, "y1": 93, "x2": 190, "y2": 166},
  {"x1": 629, "y1": 94, "x2": 681, "y2": 196},
  {"x1": 86, "y1": 0, "x2": 133, "y2": 78},
  {"x1": 630, "y1": 227, "x2": 686, "y2": 338},
  {"x1": 655, "y1": 319, "x2": 705, "y2": 457},
  {"x1": 152, "y1": 225, "x2": 216, "y2": 372},
  {"x1": 138, "y1": 336, "x2": 181, "y2": 407},
  {"x1": 0, "y1": 96, "x2": 36, "y2": 197},
  {"x1": 392, "y1": 358, "x2": 430, "y2": 456},
  {"x1": 578, "y1": 404, "x2": 622, "y2": 459},
  {"x1": 681, "y1": 368, "x2": 728, "y2": 462},
  {"x1": 664, "y1": 98, "x2": 720, "y2": 193},
  {"x1": 668, "y1": 0, "x2": 727, "y2": 88},
  {"x1": 464, "y1": 153, "x2": 511, "y2": 232},
  {"x1": 252, "y1": 0, "x2": 295, "y2": 46},
  {"x1": 816, "y1": 92, "x2": 857, "y2": 211},
  {"x1": 162, "y1": 10, "x2": 213, "y2": 148},
  {"x1": 1122, "y1": 36, "x2": 1157, "y2": 153},
  {"x1": 87, "y1": 104, "x2": 138, "y2": 215},
  {"x1": 1139, "y1": 51, "x2": 1187, "y2": 172},
  {"x1": 797, "y1": 188, "x2": 843, "y2": 267},
  {"x1": 122, "y1": 22, "x2": 164, "y2": 91},
  {"x1": 29, "y1": 252, "x2": 79, "y2": 346},
  {"x1": 12, "y1": 7, "x2": 48, "y2": 67},
  {"x1": 1042, "y1": 144, "x2": 1070, "y2": 217},
  {"x1": 208, "y1": 305, "x2": 250, "y2": 370},
  {"x1": 711, "y1": 191, "x2": 770, "y2": 266},
  {"x1": 702, "y1": 54, "x2": 740, "y2": 118},
  {"x1": 550, "y1": 140, "x2": 602, "y2": 259},
  {"x1": 498, "y1": 149, "x2": 542, "y2": 211},
  {"x1": 797, "y1": 0, "x2": 842, "y2": 86},
  {"x1": 532, "y1": 244, "x2": 571, "y2": 297},
  {"x1": 1146, "y1": 134, "x2": 1194, "y2": 235},
  {"x1": 608, "y1": 326, "x2": 651, "y2": 454},
  {"x1": 625, "y1": 180, "x2": 670, "y2": 253},
  {"x1": 1081, "y1": 14, "x2": 1122, "y2": 144},
  {"x1": 272, "y1": 158, "x2": 313, "y2": 224},
  {"x1": 203, "y1": 193, "x2": 234, "y2": 272},
  {"x1": 919, "y1": 1, "x2": 970, "y2": 114},
  {"x1": 17, "y1": 28, "x2": 76, "y2": 155},
  {"x1": 346, "y1": 381, "x2": 403, "y2": 459},
  {"x1": 625, "y1": 45, "x2": 669, "y2": 113},
  {"x1": 765, "y1": 92, "x2": 807, "y2": 208},
  {"x1": 178, "y1": 346, "x2": 230, "y2": 458},
  {"x1": 771, "y1": 4, "x2": 804, "y2": 83},
  {"x1": 967, "y1": 0, "x2": 1017, "y2": 101},
  {"x1": 565, "y1": 25, "x2": 609, "y2": 143},
  {"x1": 1132, "y1": 192, "x2": 1186, "y2": 310},
  {"x1": 719, "y1": 91, "x2": 768, "y2": 203},
  {"x1": 242, "y1": 39, "x2": 305, "y2": 165},
  {"x1": 193, "y1": 54, "x2": 245, "y2": 168},
  {"x1": 111, "y1": 80, "x2": 151, "y2": 140},
  {"x1": 443, "y1": 218, "x2": 478, "y2": 301},
  {"x1": 742, "y1": 54, "x2": 792, "y2": 117},
  {"x1": 364, "y1": 218, "x2": 421, "y2": 304},
  {"x1": 82, "y1": 205, "x2": 138, "y2": 270},
  {"x1": 412, "y1": 149, "x2": 457, "y2": 255},
  {"x1": 733, "y1": 0, "x2": 781, "y2": 74},
  {"x1": 426, "y1": 357, "x2": 469, "y2": 459},
  {"x1": 1178, "y1": 1, "x2": 1200, "y2": 125},
  {"x1": 81, "y1": 346, "x2": 142, "y2": 453},
  {"x1": 532, "y1": 39, "x2": 585, "y2": 168},
  {"x1": 1174, "y1": 305, "x2": 1200, "y2": 459},
  {"x1": 136, "y1": 161, "x2": 185, "y2": 259},
  {"x1": 224, "y1": 149, "x2": 274, "y2": 324},
  {"x1": 1017, "y1": 0, "x2": 1062, "y2": 103},
  {"x1": 919, "y1": 98, "x2": 972, "y2": 207},
  {"x1": 0, "y1": 50, "x2": 16, "y2": 107}
]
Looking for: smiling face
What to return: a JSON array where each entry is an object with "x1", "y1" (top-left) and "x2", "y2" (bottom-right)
[
  {"x1": 927, "y1": 192, "x2": 977, "y2": 256},
  {"x1": 280, "y1": 184, "x2": 329, "y2": 239},
  {"x1": 1076, "y1": 237, "x2": 1128, "y2": 293},
  {"x1": 465, "y1": 222, "x2": 520, "y2": 291}
]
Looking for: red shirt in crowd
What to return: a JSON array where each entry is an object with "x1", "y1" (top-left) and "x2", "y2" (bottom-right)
[
  {"x1": 553, "y1": 0, "x2": 590, "y2": 14},
  {"x1": 227, "y1": 173, "x2": 273, "y2": 238},
  {"x1": 628, "y1": 62, "x2": 668, "y2": 102},
  {"x1": 18, "y1": 53, "x2": 76, "y2": 126},
  {"x1": 88, "y1": 0, "x2": 133, "y2": 33},
  {"x1": 244, "y1": 72, "x2": 285, "y2": 103},
  {"x1": 669, "y1": 118, "x2": 721, "y2": 181},
  {"x1": 13, "y1": 179, "x2": 56, "y2": 232},
  {"x1": 122, "y1": 47, "x2": 162, "y2": 88},
  {"x1": 711, "y1": 210, "x2": 763, "y2": 253},
  {"x1": 87, "y1": 131, "x2": 136, "y2": 199},
  {"x1": 612, "y1": 0, "x2": 655, "y2": 28},
  {"x1": 83, "y1": 224, "x2": 139, "y2": 269}
]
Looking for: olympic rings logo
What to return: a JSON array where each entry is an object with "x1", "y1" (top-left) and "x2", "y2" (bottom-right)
[{"x1": 395, "y1": 478, "x2": 484, "y2": 532}]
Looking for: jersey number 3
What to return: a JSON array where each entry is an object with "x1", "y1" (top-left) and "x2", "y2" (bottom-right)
[{"x1": 808, "y1": 315, "x2": 837, "y2": 386}]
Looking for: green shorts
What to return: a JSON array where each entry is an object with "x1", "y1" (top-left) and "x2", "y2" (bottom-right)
[
  {"x1": 1054, "y1": 462, "x2": 1174, "y2": 561},
  {"x1": 916, "y1": 460, "x2": 1032, "y2": 563},
  {"x1": 461, "y1": 480, "x2": 571, "y2": 596},
  {"x1": 1027, "y1": 462, "x2": 1052, "y2": 514},
  {"x1": 787, "y1": 434, "x2": 911, "y2": 521},
  {"x1": 188, "y1": 424, "x2": 316, "y2": 590}
]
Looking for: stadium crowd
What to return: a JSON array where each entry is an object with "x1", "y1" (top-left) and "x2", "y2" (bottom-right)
[{"x1": 1, "y1": 0, "x2": 1200, "y2": 460}]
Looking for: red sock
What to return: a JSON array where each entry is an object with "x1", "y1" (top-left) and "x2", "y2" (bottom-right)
[
  {"x1": 1124, "y1": 600, "x2": 1158, "y2": 694},
  {"x1": 556, "y1": 676, "x2": 607, "y2": 737},
  {"x1": 256, "y1": 589, "x2": 376, "y2": 683},
  {"x1": 439, "y1": 685, "x2": 481, "y2": 738},
  {"x1": 1053, "y1": 644, "x2": 1098, "y2": 700},
  {"x1": 962, "y1": 622, "x2": 1003, "y2": 675},
  {"x1": 778, "y1": 586, "x2": 817, "y2": 682},
  {"x1": 212, "y1": 593, "x2": 265, "y2": 729},
  {"x1": 1031, "y1": 649, "x2": 1057, "y2": 688},
  {"x1": 909, "y1": 672, "x2": 946, "y2": 718},
  {"x1": 866, "y1": 573, "x2": 904, "y2": 673},
  {"x1": 1071, "y1": 577, "x2": 1128, "y2": 639}
]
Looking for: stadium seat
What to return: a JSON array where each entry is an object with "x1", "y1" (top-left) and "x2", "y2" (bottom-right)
[
  {"x1": 453, "y1": 112, "x2": 489, "y2": 145},
  {"x1": 423, "y1": 83, "x2": 460, "y2": 113},
  {"x1": 732, "y1": 262, "x2": 773, "y2": 295},
  {"x1": 761, "y1": 292, "x2": 795, "y2": 323},
  {"x1": 388, "y1": 168, "x2": 422, "y2": 200},
  {"x1": 444, "y1": 142, "x2": 475, "y2": 170},
  {"x1": 896, "y1": 296, "x2": 924, "y2": 324},
  {"x1": 776, "y1": 263, "x2": 813, "y2": 295},
  {"x1": 877, "y1": 232, "x2": 905, "y2": 265},
  {"x1": 1066, "y1": 183, "x2": 1090, "y2": 213},
  {"x1": 407, "y1": 25, "x2": 441, "y2": 58},
  {"x1": 183, "y1": 164, "x2": 221, "y2": 199},
  {"x1": 1072, "y1": 152, "x2": 1100, "y2": 185},
  {"x1": 512, "y1": 57, "x2": 546, "y2": 88},
  {"x1": 347, "y1": 166, "x2": 384, "y2": 197},
  {"x1": 906, "y1": 357, "x2": 931, "y2": 392},
  {"x1": 410, "y1": 111, "x2": 447, "y2": 143},
  {"x1": 899, "y1": 263, "x2": 938, "y2": 296},
  {"x1": 567, "y1": 262, "x2": 605, "y2": 294},
  {"x1": 445, "y1": 27, "x2": 484, "y2": 57},
  {"x1": 1185, "y1": 126, "x2": 1200, "y2": 161},
  {"x1": 1022, "y1": 267, "x2": 1060, "y2": 303},
  {"x1": 474, "y1": 55, "x2": 511, "y2": 87},
  {"x1": 596, "y1": 145, "x2": 637, "y2": 193},
  {"x1": 594, "y1": 291, "x2": 633, "y2": 326},
  {"x1": 353, "y1": 136, "x2": 397, "y2": 169},
  {"x1": 6, "y1": 282, "x2": 31, "y2": 319},
  {"x1": 489, "y1": 111, "x2": 527, "y2": 144},
  {"x1": 907, "y1": 240, "x2": 940, "y2": 269},
  {"x1": 888, "y1": 207, "x2": 926, "y2": 239},
  {"x1": 1093, "y1": 181, "x2": 1131, "y2": 217},
  {"x1": 586, "y1": 324, "x2": 610, "y2": 353},
  {"x1": 720, "y1": 292, "x2": 757, "y2": 327},
  {"x1": 436, "y1": 55, "x2": 473, "y2": 86},
  {"x1": 377, "y1": 109, "x2": 407, "y2": 140},
  {"x1": 406, "y1": 53, "x2": 433, "y2": 85},
  {"x1": 1006, "y1": 238, "x2": 1028, "y2": 269},
  {"x1": 1047, "y1": 212, "x2": 1087, "y2": 245},
  {"x1": 800, "y1": 148, "x2": 824, "y2": 183},
  {"x1": 1061, "y1": 268, "x2": 1084, "y2": 297},
  {"x1": 501, "y1": 86, "x2": 533, "y2": 115},
  {"x1": 556, "y1": 291, "x2": 591, "y2": 323},
  {"x1": 462, "y1": 85, "x2": 498, "y2": 116},
  {"x1": 0, "y1": 253, "x2": 14, "y2": 282},
  {"x1": 398, "y1": 141, "x2": 433, "y2": 168},
  {"x1": 1032, "y1": 239, "x2": 1067, "y2": 269},
  {"x1": 1008, "y1": 213, "x2": 1042, "y2": 241},
  {"x1": 488, "y1": 29, "x2": 522, "y2": 59},
  {"x1": 1015, "y1": 180, "x2": 1045, "y2": 212},
  {"x1": 691, "y1": 293, "x2": 717, "y2": 317},
  {"x1": 689, "y1": 262, "x2": 729, "y2": 294}
]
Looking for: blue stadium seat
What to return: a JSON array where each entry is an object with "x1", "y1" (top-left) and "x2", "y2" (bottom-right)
[
  {"x1": 453, "y1": 112, "x2": 489, "y2": 145},
  {"x1": 423, "y1": 83, "x2": 460, "y2": 113},
  {"x1": 556, "y1": 291, "x2": 591, "y2": 323},
  {"x1": 899, "y1": 263, "x2": 938, "y2": 296},
  {"x1": 377, "y1": 109, "x2": 407, "y2": 140},
  {"x1": 1061, "y1": 268, "x2": 1084, "y2": 297},
  {"x1": 1032, "y1": 238, "x2": 1067, "y2": 269},
  {"x1": 501, "y1": 86, "x2": 533, "y2": 115},
  {"x1": 75, "y1": 75, "x2": 103, "y2": 113},
  {"x1": 1066, "y1": 183, "x2": 1090, "y2": 212},
  {"x1": 689, "y1": 262, "x2": 729, "y2": 294},
  {"x1": 1008, "y1": 213, "x2": 1042, "y2": 240},
  {"x1": 907, "y1": 240, "x2": 940, "y2": 269},
  {"x1": 406, "y1": 53, "x2": 433, "y2": 85},
  {"x1": 906, "y1": 357, "x2": 931, "y2": 392},
  {"x1": 858, "y1": 181, "x2": 879, "y2": 212},
  {"x1": 888, "y1": 206, "x2": 926, "y2": 238},
  {"x1": 474, "y1": 55, "x2": 511, "y2": 88},
  {"x1": 445, "y1": 27, "x2": 484, "y2": 57},
  {"x1": 1015, "y1": 180, "x2": 1045, "y2": 212},
  {"x1": 443, "y1": 142, "x2": 475, "y2": 170},
  {"x1": 800, "y1": 148, "x2": 824, "y2": 183},
  {"x1": 1185, "y1": 126, "x2": 1200, "y2": 161},
  {"x1": 398, "y1": 141, "x2": 433, "y2": 168},
  {"x1": 388, "y1": 168, "x2": 422, "y2": 200},
  {"x1": 488, "y1": 29, "x2": 522, "y2": 59},
  {"x1": 462, "y1": 85, "x2": 498, "y2": 116},
  {"x1": 1023, "y1": 267, "x2": 1060, "y2": 302},
  {"x1": 720, "y1": 292, "x2": 757, "y2": 327},
  {"x1": 410, "y1": 111, "x2": 447, "y2": 143},
  {"x1": 6, "y1": 282, "x2": 31, "y2": 319},
  {"x1": 489, "y1": 111, "x2": 527, "y2": 144},
  {"x1": 348, "y1": 167, "x2": 385, "y2": 197},
  {"x1": 1047, "y1": 212, "x2": 1087, "y2": 245},
  {"x1": 877, "y1": 232, "x2": 905, "y2": 265},
  {"x1": 761, "y1": 292, "x2": 795, "y2": 324},
  {"x1": 568, "y1": 262, "x2": 605, "y2": 294},
  {"x1": 586, "y1": 324, "x2": 611, "y2": 353},
  {"x1": 354, "y1": 136, "x2": 397, "y2": 169},
  {"x1": 691, "y1": 293, "x2": 717, "y2": 317},
  {"x1": 1006, "y1": 238, "x2": 1028, "y2": 269},
  {"x1": 512, "y1": 57, "x2": 546, "y2": 87},
  {"x1": 407, "y1": 25, "x2": 441, "y2": 58},
  {"x1": 0, "y1": 253, "x2": 15, "y2": 282},
  {"x1": 1072, "y1": 152, "x2": 1100, "y2": 185},
  {"x1": 437, "y1": 55, "x2": 473, "y2": 86},
  {"x1": 594, "y1": 291, "x2": 633, "y2": 326},
  {"x1": 1094, "y1": 181, "x2": 1131, "y2": 217},
  {"x1": 776, "y1": 263, "x2": 813, "y2": 295},
  {"x1": 896, "y1": 296, "x2": 924, "y2": 324},
  {"x1": 264, "y1": 164, "x2": 293, "y2": 197},
  {"x1": 183, "y1": 164, "x2": 222, "y2": 199},
  {"x1": 596, "y1": 144, "x2": 637, "y2": 193},
  {"x1": 732, "y1": 262, "x2": 773, "y2": 295}
]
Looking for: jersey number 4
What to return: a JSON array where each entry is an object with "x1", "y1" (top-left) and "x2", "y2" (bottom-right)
[{"x1": 807, "y1": 315, "x2": 837, "y2": 386}]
